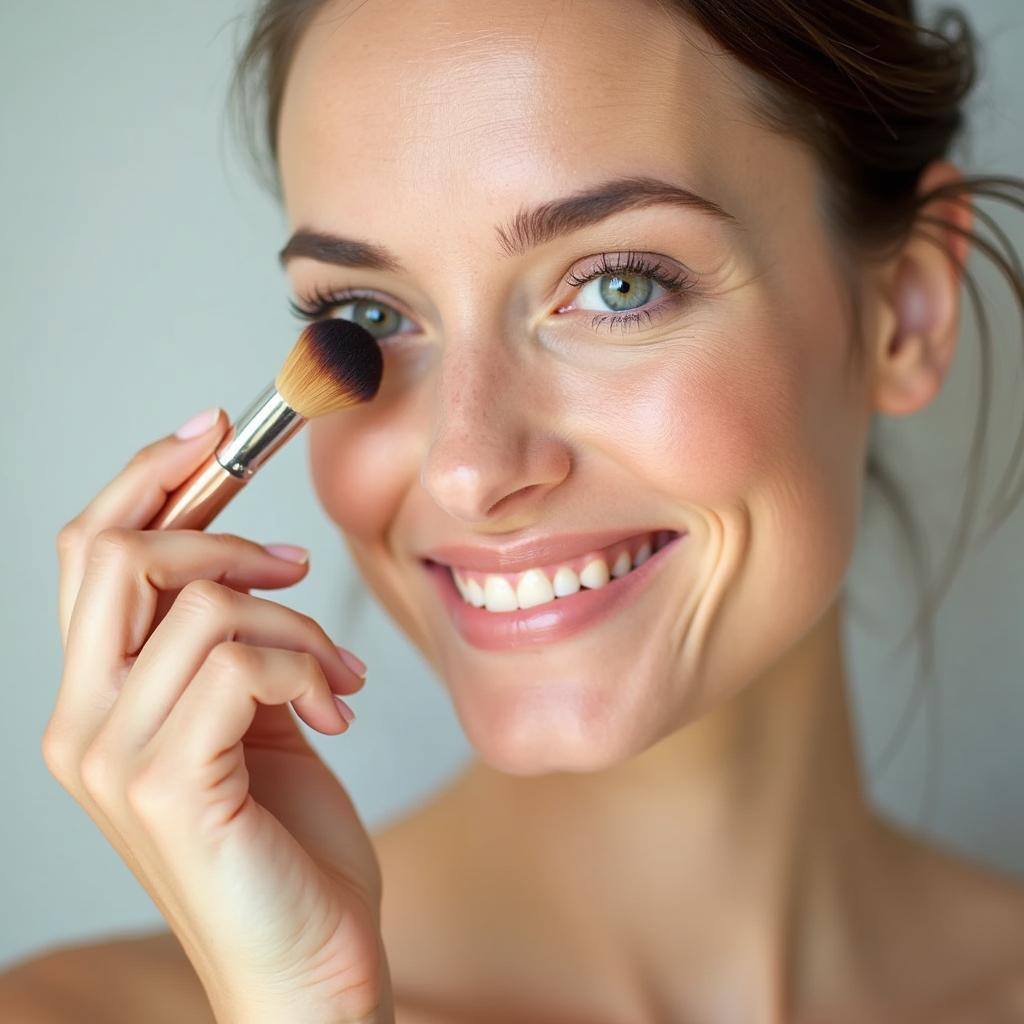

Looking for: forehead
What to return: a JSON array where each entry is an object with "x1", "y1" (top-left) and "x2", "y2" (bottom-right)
[{"x1": 277, "y1": 0, "x2": 809, "y2": 254}]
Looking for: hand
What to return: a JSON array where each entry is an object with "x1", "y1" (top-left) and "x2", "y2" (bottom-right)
[{"x1": 43, "y1": 408, "x2": 393, "y2": 1024}]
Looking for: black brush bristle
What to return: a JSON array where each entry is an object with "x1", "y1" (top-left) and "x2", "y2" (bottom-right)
[
  {"x1": 276, "y1": 319, "x2": 384, "y2": 418},
  {"x1": 306, "y1": 318, "x2": 383, "y2": 402}
]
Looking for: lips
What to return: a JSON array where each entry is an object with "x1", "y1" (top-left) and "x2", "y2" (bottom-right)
[
  {"x1": 446, "y1": 529, "x2": 681, "y2": 613},
  {"x1": 421, "y1": 526, "x2": 684, "y2": 575},
  {"x1": 422, "y1": 529, "x2": 686, "y2": 650}
]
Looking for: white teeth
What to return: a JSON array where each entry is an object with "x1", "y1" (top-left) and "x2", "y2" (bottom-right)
[
  {"x1": 484, "y1": 575, "x2": 519, "y2": 612},
  {"x1": 579, "y1": 558, "x2": 611, "y2": 589},
  {"x1": 447, "y1": 531, "x2": 680, "y2": 611},
  {"x1": 552, "y1": 565, "x2": 581, "y2": 597},
  {"x1": 516, "y1": 568, "x2": 555, "y2": 609}
]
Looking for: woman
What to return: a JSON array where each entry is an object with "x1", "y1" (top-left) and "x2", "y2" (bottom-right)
[{"x1": 5, "y1": 0, "x2": 1024, "y2": 1020}]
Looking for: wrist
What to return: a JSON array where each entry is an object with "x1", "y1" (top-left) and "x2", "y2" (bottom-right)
[
  {"x1": 208, "y1": 935, "x2": 395, "y2": 1024},
  {"x1": 216, "y1": 1007, "x2": 393, "y2": 1024},
  {"x1": 211, "y1": 981, "x2": 395, "y2": 1024}
]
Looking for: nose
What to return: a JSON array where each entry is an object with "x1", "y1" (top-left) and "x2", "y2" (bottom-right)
[{"x1": 419, "y1": 336, "x2": 572, "y2": 525}]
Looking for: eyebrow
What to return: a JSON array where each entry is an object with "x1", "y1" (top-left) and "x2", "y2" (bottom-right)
[{"x1": 278, "y1": 174, "x2": 738, "y2": 271}]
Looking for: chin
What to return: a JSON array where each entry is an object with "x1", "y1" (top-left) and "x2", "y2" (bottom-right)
[{"x1": 445, "y1": 669, "x2": 670, "y2": 776}]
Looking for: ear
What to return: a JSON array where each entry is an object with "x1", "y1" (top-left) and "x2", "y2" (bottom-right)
[{"x1": 869, "y1": 159, "x2": 974, "y2": 417}]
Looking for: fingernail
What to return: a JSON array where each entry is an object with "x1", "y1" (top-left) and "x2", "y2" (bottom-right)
[
  {"x1": 174, "y1": 407, "x2": 220, "y2": 439},
  {"x1": 334, "y1": 695, "x2": 356, "y2": 724},
  {"x1": 263, "y1": 543, "x2": 310, "y2": 564},
  {"x1": 335, "y1": 645, "x2": 367, "y2": 679}
]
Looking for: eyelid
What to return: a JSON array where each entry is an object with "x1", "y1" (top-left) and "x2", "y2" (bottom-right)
[
  {"x1": 289, "y1": 286, "x2": 422, "y2": 343},
  {"x1": 563, "y1": 249, "x2": 693, "y2": 288},
  {"x1": 291, "y1": 284, "x2": 415, "y2": 319},
  {"x1": 291, "y1": 248, "x2": 697, "y2": 337}
]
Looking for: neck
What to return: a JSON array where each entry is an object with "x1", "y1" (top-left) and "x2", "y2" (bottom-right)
[{"x1": 450, "y1": 593, "x2": 887, "y2": 1021}]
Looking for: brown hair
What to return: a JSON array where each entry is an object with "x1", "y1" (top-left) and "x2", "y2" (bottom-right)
[{"x1": 228, "y1": 0, "x2": 1024, "y2": 805}]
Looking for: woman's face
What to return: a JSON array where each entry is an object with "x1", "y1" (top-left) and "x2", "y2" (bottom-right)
[{"x1": 278, "y1": 0, "x2": 875, "y2": 773}]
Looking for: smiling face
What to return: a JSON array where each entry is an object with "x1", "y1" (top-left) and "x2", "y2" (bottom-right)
[{"x1": 277, "y1": 0, "x2": 876, "y2": 773}]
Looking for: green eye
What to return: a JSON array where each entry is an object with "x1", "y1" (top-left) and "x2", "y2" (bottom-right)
[
  {"x1": 562, "y1": 251, "x2": 694, "y2": 332},
  {"x1": 333, "y1": 299, "x2": 409, "y2": 339},
  {"x1": 290, "y1": 289, "x2": 415, "y2": 343},
  {"x1": 582, "y1": 273, "x2": 656, "y2": 313}
]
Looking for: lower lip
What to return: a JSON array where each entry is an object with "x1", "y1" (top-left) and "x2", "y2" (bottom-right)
[{"x1": 422, "y1": 532, "x2": 686, "y2": 651}]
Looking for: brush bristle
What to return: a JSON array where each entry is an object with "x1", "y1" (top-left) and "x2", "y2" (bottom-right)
[{"x1": 275, "y1": 320, "x2": 383, "y2": 419}]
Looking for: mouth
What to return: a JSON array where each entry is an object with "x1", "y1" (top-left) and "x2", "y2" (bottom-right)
[{"x1": 420, "y1": 528, "x2": 686, "y2": 651}]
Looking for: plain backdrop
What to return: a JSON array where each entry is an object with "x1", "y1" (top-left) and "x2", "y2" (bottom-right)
[{"x1": 1, "y1": 0, "x2": 1022, "y2": 970}]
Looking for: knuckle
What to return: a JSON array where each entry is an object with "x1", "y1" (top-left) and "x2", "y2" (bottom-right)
[
  {"x1": 295, "y1": 608, "x2": 328, "y2": 642},
  {"x1": 207, "y1": 640, "x2": 259, "y2": 680},
  {"x1": 125, "y1": 764, "x2": 170, "y2": 820},
  {"x1": 55, "y1": 520, "x2": 83, "y2": 560},
  {"x1": 88, "y1": 526, "x2": 140, "y2": 567},
  {"x1": 206, "y1": 530, "x2": 245, "y2": 552},
  {"x1": 79, "y1": 742, "x2": 116, "y2": 800},
  {"x1": 40, "y1": 725, "x2": 72, "y2": 784},
  {"x1": 176, "y1": 578, "x2": 233, "y2": 617},
  {"x1": 123, "y1": 439, "x2": 162, "y2": 472},
  {"x1": 296, "y1": 649, "x2": 323, "y2": 680}
]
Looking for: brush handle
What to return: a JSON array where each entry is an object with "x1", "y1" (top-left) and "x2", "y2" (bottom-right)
[
  {"x1": 145, "y1": 454, "x2": 249, "y2": 530},
  {"x1": 145, "y1": 383, "x2": 306, "y2": 531}
]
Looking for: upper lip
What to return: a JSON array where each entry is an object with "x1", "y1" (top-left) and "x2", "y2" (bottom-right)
[{"x1": 420, "y1": 527, "x2": 682, "y2": 574}]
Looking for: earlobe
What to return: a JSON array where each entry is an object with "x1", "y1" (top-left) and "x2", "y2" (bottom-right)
[{"x1": 870, "y1": 160, "x2": 973, "y2": 418}]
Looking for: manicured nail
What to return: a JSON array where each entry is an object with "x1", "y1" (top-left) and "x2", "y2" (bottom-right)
[
  {"x1": 174, "y1": 407, "x2": 220, "y2": 439},
  {"x1": 263, "y1": 543, "x2": 310, "y2": 564},
  {"x1": 334, "y1": 695, "x2": 356, "y2": 724},
  {"x1": 335, "y1": 646, "x2": 367, "y2": 679}
]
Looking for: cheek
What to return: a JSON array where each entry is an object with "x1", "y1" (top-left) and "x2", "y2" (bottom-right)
[
  {"x1": 307, "y1": 402, "x2": 418, "y2": 542},
  {"x1": 567, "y1": 310, "x2": 864, "y2": 665},
  {"x1": 563, "y1": 326, "x2": 818, "y2": 507}
]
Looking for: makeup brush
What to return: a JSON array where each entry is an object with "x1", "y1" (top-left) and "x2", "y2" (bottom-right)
[{"x1": 145, "y1": 318, "x2": 382, "y2": 531}]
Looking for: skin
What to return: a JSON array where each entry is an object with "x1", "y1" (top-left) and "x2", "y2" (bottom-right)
[
  {"x1": 272, "y1": 0, "x2": 1024, "y2": 1019},
  {"x1": 2, "y1": 0, "x2": 1024, "y2": 1019}
]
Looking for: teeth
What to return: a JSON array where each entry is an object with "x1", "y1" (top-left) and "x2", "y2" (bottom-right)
[
  {"x1": 610, "y1": 550, "x2": 631, "y2": 578},
  {"x1": 579, "y1": 558, "x2": 610, "y2": 589},
  {"x1": 446, "y1": 530, "x2": 680, "y2": 612},
  {"x1": 552, "y1": 565, "x2": 581, "y2": 597},
  {"x1": 516, "y1": 568, "x2": 555, "y2": 609},
  {"x1": 484, "y1": 575, "x2": 518, "y2": 612}
]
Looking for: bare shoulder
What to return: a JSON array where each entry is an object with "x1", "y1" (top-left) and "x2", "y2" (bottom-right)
[
  {"x1": 928, "y1": 960, "x2": 1024, "y2": 1022},
  {"x1": 0, "y1": 929, "x2": 214, "y2": 1024},
  {"x1": 977, "y1": 964, "x2": 1024, "y2": 1017},
  {"x1": 876, "y1": 817, "x2": 1024, "y2": 1017}
]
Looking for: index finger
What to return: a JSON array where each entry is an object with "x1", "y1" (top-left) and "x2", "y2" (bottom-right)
[{"x1": 57, "y1": 408, "x2": 227, "y2": 638}]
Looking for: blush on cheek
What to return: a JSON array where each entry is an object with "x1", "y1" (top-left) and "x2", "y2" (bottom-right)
[
  {"x1": 582, "y1": 333, "x2": 809, "y2": 507},
  {"x1": 307, "y1": 413, "x2": 413, "y2": 540}
]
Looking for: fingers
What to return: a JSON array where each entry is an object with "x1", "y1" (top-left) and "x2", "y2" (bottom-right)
[
  {"x1": 57, "y1": 409, "x2": 229, "y2": 642},
  {"x1": 154, "y1": 641, "x2": 350, "y2": 787},
  {"x1": 95, "y1": 580, "x2": 362, "y2": 761},
  {"x1": 62, "y1": 528, "x2": 309, "y2": 672},
  {"x1": 50, "y1": 529, "x2": 314, "y2": 780},
  {"x1": 82, "y1": 641, "x2": 351, "y2": 846}
]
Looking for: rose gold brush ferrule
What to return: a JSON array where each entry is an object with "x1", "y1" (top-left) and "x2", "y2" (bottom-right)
[{"x1": 146, "y1": 383, "x2": 306, "y2": 531}]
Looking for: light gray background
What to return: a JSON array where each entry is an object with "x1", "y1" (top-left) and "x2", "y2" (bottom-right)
[{"x1": 2, "y1": 0, "x2": 1022, "y2": 970}]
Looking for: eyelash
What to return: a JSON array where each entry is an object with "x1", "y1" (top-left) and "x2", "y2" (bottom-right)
[
  {"x1": 289, "y1": 286, "x2": 386, "y2": 325},
  {"x1": 564, "y1": 251, "x2": 695, "y2": 333},
  {"x1": 288, "y1": 250, "x2": 696, "y2": 336}
]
